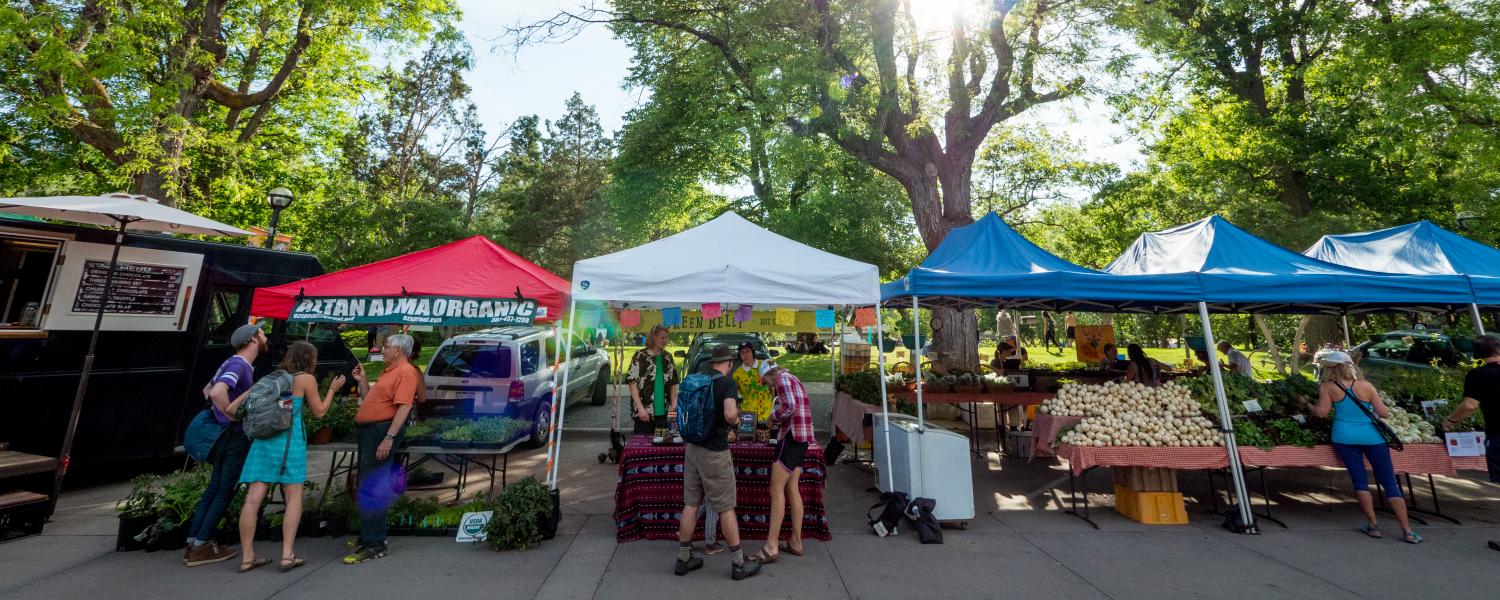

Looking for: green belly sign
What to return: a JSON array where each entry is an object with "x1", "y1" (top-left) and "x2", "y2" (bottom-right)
[{"x1": 288, "y1": 295, "x2": 540, "y2": 326}]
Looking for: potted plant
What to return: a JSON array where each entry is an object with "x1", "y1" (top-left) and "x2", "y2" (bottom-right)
[
  {"x1": 485, "y1": 477, "x2": 554, "y2": 551},
  {"x1": 323, "y1": 397, "x2": 359, "y2": 443},
  {"x1": 982, "y1": 373, "x2": 1015, "y2": 395},
  {"x1": 886, "y1": 372, "x2": 914, "y2": 393},
  {"x1": 440, "y1": 423, "x2": 477, "y2": 449},
  {"x1": 115, "y1": 474, "x2": 163, "y2": 551},
  {"x1": 933, "y1": 375, "x2": 958, "y2": 394}
]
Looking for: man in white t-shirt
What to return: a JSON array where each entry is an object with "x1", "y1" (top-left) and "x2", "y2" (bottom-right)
[{"x1": 1218, "y1": 341, "x2": 1253, "y2": 377}]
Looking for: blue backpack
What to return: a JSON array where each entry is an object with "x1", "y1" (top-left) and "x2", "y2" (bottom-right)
[{"x1": 676, "y1": 373, "x2": 721, "y2": 444}]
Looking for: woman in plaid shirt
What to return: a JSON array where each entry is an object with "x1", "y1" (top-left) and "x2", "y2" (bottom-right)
[{"x1": 754, "y1": 363, "x2": 813, "y2": 562}]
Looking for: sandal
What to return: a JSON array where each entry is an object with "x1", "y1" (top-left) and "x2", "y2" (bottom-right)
[
  {"x1": 238, "y1": 558, "x2": 272, "y2": 573},
  {"x1": 1403, "y1": 530, "x2": 1423, "y2": 545},
  {"x1": 280, "y1": 555, "x2": 306, "y2": 572},
  {"x1": 1359, "y1": 524, "x2": 1383, "y2": 539},
  {"x1": 778, "y1": 542, "x2": 804, "y2": 557},
  {"x1": 750, "y1": 547, "x2": 779, "y2": 564}
]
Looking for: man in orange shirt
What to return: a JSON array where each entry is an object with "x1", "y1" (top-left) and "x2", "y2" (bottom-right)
[{"x1": 344, "y1": 333, "x2": 419, "y2": 564}]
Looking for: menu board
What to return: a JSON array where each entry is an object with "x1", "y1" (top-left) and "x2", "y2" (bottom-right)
[{"x1": 71, "y1": 260, "x2": 185, "y2": 315}]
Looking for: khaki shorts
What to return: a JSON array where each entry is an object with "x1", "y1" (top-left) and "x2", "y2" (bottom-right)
[{"x1": 684, "y1": 445, "x2": 736, "y2": 511}]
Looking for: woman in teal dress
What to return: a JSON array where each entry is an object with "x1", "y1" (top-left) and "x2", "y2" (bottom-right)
[{"x1": 231, "y1": 342, "x2": 340, "y2": 572}]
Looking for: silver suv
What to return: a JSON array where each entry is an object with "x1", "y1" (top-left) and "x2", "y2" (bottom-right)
[{"x1": 419, "y1": 326, "x2": 610, "y2": 446}]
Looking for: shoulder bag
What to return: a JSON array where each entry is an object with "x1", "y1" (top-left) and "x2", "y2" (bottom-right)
[{"x1": 1335, "y1": 381, "x2": 1404, "y2": 452}]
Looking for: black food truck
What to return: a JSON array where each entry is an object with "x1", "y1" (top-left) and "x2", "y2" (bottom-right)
[{"x1": 0, "y1": 216, "x2": 356, "y2": 504}]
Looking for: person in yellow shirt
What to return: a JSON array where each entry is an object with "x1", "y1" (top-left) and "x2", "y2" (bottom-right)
[{"x1": 731, "y1": 342, "x2": 773, "y2": 422}]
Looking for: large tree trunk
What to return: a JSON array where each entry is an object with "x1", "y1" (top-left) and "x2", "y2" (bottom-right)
[
  {"x1": 902, "y1": 168, "x2": 980, "y2": 370},
  {"x1": 1253, "y1": 315, "x2": 1286, "y2": 375}
]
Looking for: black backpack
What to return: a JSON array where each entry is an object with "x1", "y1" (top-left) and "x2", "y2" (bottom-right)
[
  {"x1": 867, "y1": 490, "x2": 908, "y2": 537},
  {"x1": 907, "y1": 497, "x2": 943, "y2": 544}
]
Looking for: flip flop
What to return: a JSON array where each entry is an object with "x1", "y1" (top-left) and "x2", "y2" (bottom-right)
[
  {"x1": 279, "y1": 556, "x2": 306, "y2": 572},
  {"x1": 238, "y1": 558, "x2": 272, "y2": 573},
  {"x1": 778, "y1": 542, "x2": 804, "y2": 557},
  {"x1": 750, "y1": 547, "x2": 779, "y2": 564}
]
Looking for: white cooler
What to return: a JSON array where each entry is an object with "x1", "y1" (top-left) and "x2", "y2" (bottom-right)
[{"x1": 871, "y1": 413, "x2": 975, "y2": 522}]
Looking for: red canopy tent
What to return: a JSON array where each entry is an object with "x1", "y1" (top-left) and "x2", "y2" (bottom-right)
[{"x1": 251, "y1": 235, "x2": 567, "y2": 324}]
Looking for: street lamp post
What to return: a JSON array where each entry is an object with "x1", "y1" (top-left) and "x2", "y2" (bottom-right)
[{"x1": 265, "y1": 187, "x2": 295, "y2": 249}]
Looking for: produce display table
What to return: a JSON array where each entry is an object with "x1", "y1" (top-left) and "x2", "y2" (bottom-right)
[
  {"x1": 1230, "y1": 443, "x2": 1464, "y2": 526},
  {"x1": 893, "y1": 391, "x2": 1053, "y2": 456},
  {"x1": 614, "y1": 436, "x2": 832, "y2": 543},
  {"x1": 1030, "y1": 414, "x2": 1082, "y2": 459},
  {"x1": 1053, "y1": 443, "x2": 1230, "y2": 529},
  {"x1": 310, "y1": 439, "x2": 521, "y2": 505}
]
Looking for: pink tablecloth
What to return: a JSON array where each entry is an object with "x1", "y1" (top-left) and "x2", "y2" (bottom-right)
[
  {"x1": 1054, "y1": 444, "x2": 1231, "y2": 475},
  {"x1": 1237, "y1": 443, "x2": 1456, "y2": 476},
  {"x1": 830, "y1": 392, "x2": 879, "y2": 444},
  {"x1": 1030, "y1": 414, "x2": 1083, "y2": 459}
]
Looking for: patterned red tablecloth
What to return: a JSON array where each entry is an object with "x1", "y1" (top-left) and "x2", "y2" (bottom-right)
[
  {"x1": 1451, "y1": 455, "x2": 1489, "y2": 472},
  {"x1": 1055, "y1": 443, "x2": 1231, "y2": 475},
  {"x1": 614, "y1": 436, "x2": 832, "y2": 543},
  {"x1": 1237, "y1": 443, "x2": 1456, "y2": 476}
]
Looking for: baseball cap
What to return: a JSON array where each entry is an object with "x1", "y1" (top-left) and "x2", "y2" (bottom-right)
[
  {"x1": 230, "y1": 324, "x2": 263, "y2": 348},
  {"x1": 758, "y1": 361, "x2": 777, "y2": 378}
]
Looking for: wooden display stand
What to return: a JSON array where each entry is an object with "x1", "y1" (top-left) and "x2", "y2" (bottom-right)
[{"x1": 841, "y1": 342, "x2": 871, "y2": 374}]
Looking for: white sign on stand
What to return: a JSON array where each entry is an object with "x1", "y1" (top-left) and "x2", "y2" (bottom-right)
[
  {"x1": 1445, "y1": 431, "x2": 1487, "y2": 457},
  {"x1": 456, "y1": 511, "x2": 493, "y2": 542}
]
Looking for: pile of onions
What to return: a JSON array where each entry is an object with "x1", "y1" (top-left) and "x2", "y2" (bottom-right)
[{"x1": 1043, "y1": 381, "x2": 1224, "y2": 447}]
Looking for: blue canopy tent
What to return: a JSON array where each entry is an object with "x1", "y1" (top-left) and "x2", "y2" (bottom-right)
[
  {"x1": 880, "y1": 213, "x2": 1204, "y2": 312},
  {"x1": 882, "y1": 213, "x2": 1268, "y2": 531},
  {"x1": 1304, "y1": 220, "x2": 1499, "y2": 334},
  {"x1": 1105, "y1": 216, "x2": 1477, "y2": 315}
]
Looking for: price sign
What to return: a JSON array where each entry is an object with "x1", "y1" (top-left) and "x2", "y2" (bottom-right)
[
  {"x1": 1241, "y1": 400, "x2": 1263, "y2": 413},
  {"x1": 71, "y1": 260, "x2": 185, "y2": 315}
]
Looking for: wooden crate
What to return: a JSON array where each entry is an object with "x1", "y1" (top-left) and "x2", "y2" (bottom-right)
[{"x1": 1111, "y1": 467, "x2": 1179, "y2": 492}]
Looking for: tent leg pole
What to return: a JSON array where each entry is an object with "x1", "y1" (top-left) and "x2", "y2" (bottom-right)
[
  {"x1": 1341, "y1": 314, "x2": 1352, "y2": 348},
  {"x1": 545, "y1": 300, "x2": 579, "y2": 490},
  {"x1": 52, "y1": 217, "x2": 129, "y2": 517},
  {"x1": 1472, "y1": 303, "x2": 1487, "y2": 337},
  {"x1": 875, "y1": 307, "x2": 896, "y2": 492},
  {"x1": 1199, "y1": 302, "x2": 1258, "y2": 534},
  {"x1": 912, "y1": 297, "x2": 925, "y2": 430}
]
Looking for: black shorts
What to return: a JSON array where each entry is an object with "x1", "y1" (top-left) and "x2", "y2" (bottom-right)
[
  {"x1": 774, "y1": 436, "x2": 808, "y2": 472},
  {"x1": 1065, "y1": 326, "x2": 1076, "y2": 339}
]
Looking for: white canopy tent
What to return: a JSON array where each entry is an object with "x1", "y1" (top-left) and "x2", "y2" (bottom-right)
[{"x1": 544, "y1": 212, "x2": 892, "y2": 490}]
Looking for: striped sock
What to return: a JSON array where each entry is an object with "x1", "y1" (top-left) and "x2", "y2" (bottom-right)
[
  {"x1": 678, "y1": 542, "x2": 692, "y2": 562},
  {"x1": 730, "y1": 545, "x2": 744, "y2": 567}
]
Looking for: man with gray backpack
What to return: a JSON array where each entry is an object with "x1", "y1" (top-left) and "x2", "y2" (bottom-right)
[{"x1": 674, "y1": 346, "x2": 760, "y2": 580}]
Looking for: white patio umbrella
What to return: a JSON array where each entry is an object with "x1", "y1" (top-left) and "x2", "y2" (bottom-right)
[{"x1": 0, "y1": 193, "x2": 250, "y2": 510}]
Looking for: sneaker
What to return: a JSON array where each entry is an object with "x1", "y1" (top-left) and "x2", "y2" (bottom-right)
[
  {"x1": 183, "y1": 544, "x2": 195, "y2": 564},
  {"x1": 185, "y1": 542, "x2": 237, "y2": 567},
  {"x1": 343, "y1": 545, "x2": 388, "y2": 565},
  {"x1": 674, "y1": 556, "x2": 703, "y2": 576},
  {"x1": 731, "y1": 559, "x2": 762, "y2": 580}
]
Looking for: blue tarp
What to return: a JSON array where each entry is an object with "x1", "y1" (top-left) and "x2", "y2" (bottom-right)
[
  {"x1": 1105, "y1": 216, "x2": 1476, "y2": 312},
  {"x1": 1304, "y1": 221, "x2": 1500, "y2": 306},
  {"x1": 881, "y1": 213, "x2": 1203, "y2": 311}
]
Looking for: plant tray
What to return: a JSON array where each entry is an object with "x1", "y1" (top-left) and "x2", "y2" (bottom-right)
[
  {"x1": 438, "y1": 440, "x2": 473, "y2": 449},
  {"x1": 471, "y1": 441, "x2": 505, "y2": 450}
]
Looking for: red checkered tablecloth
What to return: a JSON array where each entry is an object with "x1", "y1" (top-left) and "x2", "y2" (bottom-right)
[
  {"x1": 1237, "y1": 444, "x2": 1456, "y2": 476},
  {"x1": 1448, "y1": 455, "x2": 1488, "y2": 472},
  {"x1": 613, "y1": 436, "x2": 832, "y2": 543},
  {"x1": 1054, "y1": 443, "x2": 1231, "y2": 475}
]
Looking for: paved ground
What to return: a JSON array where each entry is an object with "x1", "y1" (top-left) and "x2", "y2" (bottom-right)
[{"x1": 6, "y1": 429, "x2": 1500, "y2": 600}]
